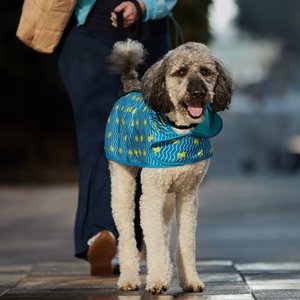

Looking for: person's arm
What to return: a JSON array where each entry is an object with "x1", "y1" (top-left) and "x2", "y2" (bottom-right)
[
  {"x1": 111, "y1": 0, "x2": 177, "y2": 28},
  {"x1": 142, "y1": 0, "x2": 176, "y2": 21},
  {"x1": 75, "y1": 0, "x2": 97, "y2": 26}
]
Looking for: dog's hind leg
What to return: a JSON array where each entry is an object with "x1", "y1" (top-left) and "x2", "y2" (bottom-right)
[
  {"x1": 109, "y1": 162, "x2": 141, "y2": 291},
  {"x1": 175, "y1": 189, "x2": 205, "y2": 292}
]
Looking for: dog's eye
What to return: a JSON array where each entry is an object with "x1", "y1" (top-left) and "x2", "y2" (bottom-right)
[
  {"x1": 174, "y1": 68, "x2": 188, "y2": 77},
  {"x1": 200, "y1": 67, "x2": 210, "y2": 76}
]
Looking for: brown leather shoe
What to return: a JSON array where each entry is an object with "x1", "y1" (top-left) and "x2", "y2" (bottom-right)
[{"x1": 87, "y1": 231, "x2": 118, "y2": 276}]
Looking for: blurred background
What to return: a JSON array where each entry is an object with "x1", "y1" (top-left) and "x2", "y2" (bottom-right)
[{"x1": 0, "y1": 0, "x2": 300, "y2": 264}]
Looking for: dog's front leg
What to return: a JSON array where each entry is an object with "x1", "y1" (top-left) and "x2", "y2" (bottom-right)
[
  {"x1": 109, "y1": 162, "x2": 141, "y2": 291},
  {"x1": 176, "y1": 189, "x2": 205, "y2": 292},
  {"x1": 162, "y1": 193, "x2": 175, "y2": 251},
  {"x1": 140, "y1": 170, "x2": 173, "y2": 295}
]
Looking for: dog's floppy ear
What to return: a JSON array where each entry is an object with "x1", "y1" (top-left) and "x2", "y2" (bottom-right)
[
  {"x1": 141, "y1": 59, "x2": 175, "y2": 113},
  {"x1": 212, "y1": 60, "x2": 234, "y2": 112}
]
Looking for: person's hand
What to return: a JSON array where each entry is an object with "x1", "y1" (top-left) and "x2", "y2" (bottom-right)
[{"x1": 111, "y1": 1, "x2": 145, "y2": 28}]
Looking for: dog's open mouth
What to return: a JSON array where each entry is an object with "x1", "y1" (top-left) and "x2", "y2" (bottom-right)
[
  {"x1": 187, "y1": 104, "x2": 203, "y2": 119},
  {"x1": 182, "y1": 102, "x2": 204, "y2": 119}
]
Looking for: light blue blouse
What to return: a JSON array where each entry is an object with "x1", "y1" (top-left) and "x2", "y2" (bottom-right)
[{"x1": 75, "y1": 0, "x2": 177, "y2": 25}]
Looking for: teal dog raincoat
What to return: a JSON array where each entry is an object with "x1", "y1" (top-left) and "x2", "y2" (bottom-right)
[{"x1": 105, "y1": 91, "x2": 223, "y2": 168}]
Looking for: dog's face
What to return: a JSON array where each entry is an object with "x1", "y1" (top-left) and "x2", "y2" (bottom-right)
[{"x1": 142, "y1": 42, "x2": 233, "y2": 126}]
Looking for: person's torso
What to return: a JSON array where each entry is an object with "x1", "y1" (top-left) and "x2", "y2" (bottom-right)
[
  {"x1": 84, "y1": 0, "x2": 122, "y2": 33},
  {"x1": 76, "y1": 0, "x2": 169, "y2": 40}
]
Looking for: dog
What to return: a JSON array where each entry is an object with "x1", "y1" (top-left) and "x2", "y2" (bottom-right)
[{"x1": 105, "y1": 39, "x2": 233, "y2": 294}]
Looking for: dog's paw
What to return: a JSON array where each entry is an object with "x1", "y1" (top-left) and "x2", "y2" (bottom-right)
[
  {"x1": 119, "y1": 283, "x2": 139, "y2": 291},
  {"x1": 183, "y1": 279, "x2": 205, "y2": 293},
  {"x1": 146, "y1": 283, "x2": 168, "y2": 295},
  {"x1": 118, "y1": 276, "x2": 140, "y2": 291}
]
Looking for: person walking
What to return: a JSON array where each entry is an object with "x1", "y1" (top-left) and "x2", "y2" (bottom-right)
[{"x1": 57, "y1": 0, "x2": 177, "y2": 275}]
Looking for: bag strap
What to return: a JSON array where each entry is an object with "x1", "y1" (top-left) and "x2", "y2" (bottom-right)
[
  {"x1": 116, "y1": 11, "x2": 126, "y2": 40},
  {"x1": 168, "y1": 14, "x2": 184, "y2": 47},
  {"x1": 128, "y1": 0, "x2": 143, "y2": 32}
]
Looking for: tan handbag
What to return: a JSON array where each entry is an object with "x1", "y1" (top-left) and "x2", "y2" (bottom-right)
[{"x1": 16, "y1": 0, "x2": 77, "y2": 54}]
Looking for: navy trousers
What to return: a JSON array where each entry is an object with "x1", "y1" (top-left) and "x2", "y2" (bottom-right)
[{"x1": 58, "y1": 24, "x2": 170, "y2": 258}]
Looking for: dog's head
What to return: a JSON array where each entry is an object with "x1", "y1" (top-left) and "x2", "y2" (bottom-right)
[{"x1": 142, "y1": 42, "x2": 233, "y2": 126}]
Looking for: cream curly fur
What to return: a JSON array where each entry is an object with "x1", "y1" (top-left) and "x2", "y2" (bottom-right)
[{"x1": 108, "y1": 39, "x2": 233, "y2": 294}]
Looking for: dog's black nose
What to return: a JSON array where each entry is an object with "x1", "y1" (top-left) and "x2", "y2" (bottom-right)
[
  {"x1": 191, "y1": 90, "x2": 206, "y2": 98},
  {"x1": 188, "y1": 76, "x2": 207, "y2": 99}
]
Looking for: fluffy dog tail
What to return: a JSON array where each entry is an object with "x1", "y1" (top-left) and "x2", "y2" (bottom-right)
[{"x1": 109, "y1": 39, "x2": 147, "y2": 93}]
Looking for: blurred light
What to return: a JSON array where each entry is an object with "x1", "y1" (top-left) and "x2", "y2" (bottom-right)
[
  {"x1": 208, "y1": 0, "x2": 281, "y2": 89},
  {"x1": 287, "y1": 135, "x2": 300, "y2": 154},
  {"x1": 209, "y1": 0, "x2": 238, "y2": 37}
]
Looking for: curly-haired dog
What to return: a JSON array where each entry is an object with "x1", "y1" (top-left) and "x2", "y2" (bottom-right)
[{"x1": 105, "y1": 39, "x2": 233, "y2": 294}]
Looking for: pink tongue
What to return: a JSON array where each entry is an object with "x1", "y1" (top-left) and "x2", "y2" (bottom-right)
[{"x1": 188, "y1": 106, "x2": 203, "y2": 118}]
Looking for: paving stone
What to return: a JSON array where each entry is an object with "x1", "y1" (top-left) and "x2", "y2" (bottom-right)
[
  {"x1": 242, "y1": 273, "x2": 300, "y2": 281},
  {"x1": 0, "y1": 287, "x2": 12, "y2": 296},
  {"x1": 0, "y1": 274, "x2": 29, "y2": 298},
  {"x1": 0, "y1": 265, "x2": 32, "y2": 274},
  {"x1": 1, "y1": 291, "x2": 119, "y2": 299},
  {"x1": 253, "y1": 289, "x2": 300, "y2": 300},
  {"x1": 235, "y1": 263, "x2": 300, "y2": 273},
  {"x1": 201, "y1": 272, "x2": 242, "y2": 282},
  {"x1": 234, "y1": 263, "x2": 300, "y2": 299},
  {"x1": 182, "y1": 296, "x2": 254, "y2": 300},
  {"x1": 1, "y1": 292, "x2": 255, "y2": 300},
  {"x1": 197, "y1": 261, "x2": 233, "y2": 266},
  {"x1": 14, "y1": 276, "x2": 118, "y2": 290},
  {"x1": 30, "y1": 262, "x2": 89, "y2": 277},
  {"x1": 118, "y1": 295, "x2": 254, "y2": 300},
  {"x1": 1, "y1": 261, "x2": 300, "y2": 299},
  {"x1": 196, "y1": 261, "x2": 236, "y2": 274},
  {"x1": 0, "y1": 275, "x2": 27, "y2": 286},
  {"x1": 200, "y1": 282, "x2": 251, "y2": 295},
  {"x1": 246, "y1": 279, "x2": 300, "y2": 290},
  {"x1": 0, "y1": 272, "x2": 253, "y2": 298}
]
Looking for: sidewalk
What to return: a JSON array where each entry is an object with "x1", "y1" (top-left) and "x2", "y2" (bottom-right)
[
  {"x1": 0, "y1": 176, "x2": 299, "y2": 299},
  {"x1": 1, "y1": 176, "x2": 300, "y2": 263},
  {"x1": 1, "y1": 261, "x2": 300, "y2": 299}
]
